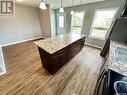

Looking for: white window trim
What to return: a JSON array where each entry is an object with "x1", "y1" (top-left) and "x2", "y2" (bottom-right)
[
  {"x1": 89, "y1": 7, "x2": 119, "y2": 40},
  {"x1": 70, "y1": 11, "x2": 85, "y2": 33}
]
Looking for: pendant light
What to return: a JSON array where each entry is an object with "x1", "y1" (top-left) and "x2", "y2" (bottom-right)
[
  {"x1": 70, "y1": 10, "x2": 74, "y2": 15},
  {"x1": 59, "y1": 0, "x2": 64, "y2": 12},
  {"x1": 39, "y1": 0, "x2": 47, "y2": 10},
  {"x1": 70, "y1": 0, "x2": 74, "y2": 15},
  {"x1": 17, "y1": 0, "x2": 23, "y2": 2}
]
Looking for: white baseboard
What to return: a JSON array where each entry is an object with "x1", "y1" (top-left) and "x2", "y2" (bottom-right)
[
  {"x1": 0, "y1": 70, "x2": 6, "y2": 76},
  {"x1": 85, "y1": 43, "x2": 102, "y2": 49},
  {"x1": 0, "y1": 36, "x2": 43, "y2": 47}
]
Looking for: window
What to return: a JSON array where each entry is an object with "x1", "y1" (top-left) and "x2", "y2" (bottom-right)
[
  {"x1": 89, "y1": 8, "x2": 118, "y2": 40},
  {"x1": 59, "y1": 16, "x2": 64, "y2": 28},
  {"x1": 71, "y1": 11, "x2": 85, "y2": 33}
]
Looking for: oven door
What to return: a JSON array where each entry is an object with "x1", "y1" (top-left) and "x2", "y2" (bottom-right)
[{"x1": 94, "y1": 71, "x2": 108, "y2": 95}]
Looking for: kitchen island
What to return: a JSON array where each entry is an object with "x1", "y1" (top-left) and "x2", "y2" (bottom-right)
[{"x1": 34, "y1": 32, "x2": 86, "y2": 74}]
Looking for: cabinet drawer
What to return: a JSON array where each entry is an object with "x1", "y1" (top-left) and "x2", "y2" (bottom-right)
[{"x1": 51, "y1": 48, "x2": 66, "y2": 59}]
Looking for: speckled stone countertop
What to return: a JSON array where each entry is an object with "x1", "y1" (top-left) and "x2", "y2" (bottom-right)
[
  {"x1": 34, "y1": 32, "x2": 86, "y2": 54},
  {"x1": 108, "y1": 40, "x2": 127, "y2": 77}
]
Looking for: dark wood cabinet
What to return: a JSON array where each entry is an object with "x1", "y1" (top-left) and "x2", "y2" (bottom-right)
[{"x1": 38, "y1": 37, "x2": 86, "y2": 74}]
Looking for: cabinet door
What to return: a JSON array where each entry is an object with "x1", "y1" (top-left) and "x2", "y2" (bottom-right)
[
  {"x1": 79, "y1": 37, "x2": 85, "y2": 49},
  {"x1": 59, "y1": 48, "x2": 67, "y2": 65},
  {"x1": 51, "y1": 48, "x2": 67, "y2": 64},
  {"x1": 67, "y1": 44, "x2": 74, "y2": 60},
  {"x1": 50, "y1": 52, "x2": 62, "y2": 74},
  {"x1": 50, "y1": 48, "x2": 67, "y2": 74},
  {"x1": 67, "y1": 40, "x2": 83, "y2": 60},
  {"x1": 38, "y1": 47, "x2": 51, "y2": 68}
]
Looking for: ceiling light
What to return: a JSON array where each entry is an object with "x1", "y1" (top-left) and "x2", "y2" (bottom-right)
[
  {"x1": 17, "y1": 0, "x2": 23, "y2": 2},
  {"x1": 70, "y1": 0, "x2": 74, "y2": 15},
  {"x1": 59, "y1": 0, "x2": 64, "y2": 13},
  {"x1": 70, "y1": 10, "x2": 74, "y2": 15},
  {"x1": 39, "y1": 1, "x2": 47, "y2": 10},
  {"x1": 59, "y1": 7, "x2": 64, "y2": 13}
]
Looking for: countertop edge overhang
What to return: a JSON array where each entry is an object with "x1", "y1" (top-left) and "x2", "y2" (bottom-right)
[
  {"x1": 34, "y1": 32, "x2": 86, "y2": 54},
  {"x1": 108, "y1": 40, "x2": 127, "y2": 77}
]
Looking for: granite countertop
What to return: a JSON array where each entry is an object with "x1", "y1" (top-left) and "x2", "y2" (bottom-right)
[
  {"x1": 34, "y1": 32, "x2": 86, "y2": 54},
  {"x1": 108, "y1": 40, "x2": 127, "y2": 77}
]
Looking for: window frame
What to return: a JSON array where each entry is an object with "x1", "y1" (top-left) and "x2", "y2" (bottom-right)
[
  {"x1": 89, "y1": 7, "x2": 119, "y2": 40},
  {"x1": 70, "y1": 11, "x2": 85, "y2": 33}
]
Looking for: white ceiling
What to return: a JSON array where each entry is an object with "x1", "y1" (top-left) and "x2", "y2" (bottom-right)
[{"x1": 16, "y1": 0, "x2": 105, "y2": 9}]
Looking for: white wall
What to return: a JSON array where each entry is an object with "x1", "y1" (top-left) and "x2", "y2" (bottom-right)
[
  {"x1": 39, "y1": 5, "x2": 52, "y2": 38},
  {"x1": 0, "y1": 4, "x2": 42, "y2": 46},
  {"x1": 50, "y1": 9, "x2": 57, "y2": 37}
]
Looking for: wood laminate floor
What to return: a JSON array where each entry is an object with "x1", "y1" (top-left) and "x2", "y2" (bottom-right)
[{"x1": 0, "y1": 41, "x2": 103, "y2": 95}]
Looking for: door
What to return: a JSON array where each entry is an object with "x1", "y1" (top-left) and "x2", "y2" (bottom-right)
[
  {"x1": 94, "y1": 71, "x2": 108, "y2": 95},
  {"x1": 56, "y1": 13, "x2": 66, "y2": 35}
]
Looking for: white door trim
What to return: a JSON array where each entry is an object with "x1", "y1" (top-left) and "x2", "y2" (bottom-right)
[{"x1": 0, "y1": 46, "x2": 6, "y2": 76}]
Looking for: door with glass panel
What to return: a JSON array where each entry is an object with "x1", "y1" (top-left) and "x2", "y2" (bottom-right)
[{"x1": 57, "y1": 13, "x2": 66, "y2": 35}]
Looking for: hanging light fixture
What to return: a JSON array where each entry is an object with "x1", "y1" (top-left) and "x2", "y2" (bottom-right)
[
  {"x1": 70, "y1": 0, "x2": 74, "y2": 15},
  {"x1": 17, "y1": 0, "x2": 23, "y2": 2},
  {"x1": 59, "y1": 0, "x2": 64, "y2": 12},
  {"x1": 39, "y1": 0, "x2": 47, "y2": 10},
  {"x1": 70, "y1": 10, "x2": 74, "y2": 15}
]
